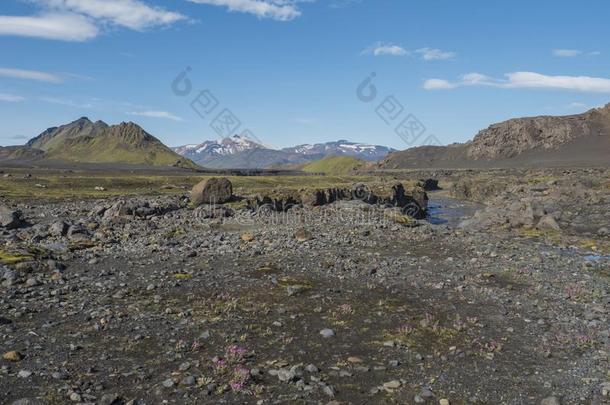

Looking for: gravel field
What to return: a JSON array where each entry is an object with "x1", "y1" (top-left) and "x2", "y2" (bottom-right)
[{"x1": 1, "y1": 169, "x2": 609, "y2": 405}]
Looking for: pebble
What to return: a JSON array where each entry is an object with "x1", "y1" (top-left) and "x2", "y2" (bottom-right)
[
  {"x1": 2, "y1": 351, "x2": 23, "y2": 362},
  {"x1": 305, "y1": 364, "x2": 319, "y2": 373},
  {"x1": 322, "y1": 385, "x2": 336, "y2": 397},
  {"x1": 320, "y1": 328, "x2": 335, "y2": 338},
  {"x1": 540, "y1": 397, "x2": 560, "y2": 405},
  {"x1": 180, "y1": 375, "x2": 196, "y2": 386},
  {"x1": 383, "y1": 380, "x2": 401, "y2": 389}
]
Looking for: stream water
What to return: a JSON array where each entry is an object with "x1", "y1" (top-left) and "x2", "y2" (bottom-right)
[{"x1": 426, "y1": 194, "x2": 483, "y2": 227}]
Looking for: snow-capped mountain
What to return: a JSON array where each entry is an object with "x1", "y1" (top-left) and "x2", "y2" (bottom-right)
[
  {"x1": 173, "y1": 136, "x2": 395, "y2": 169},
  {"x1": 282, "y1": 140, "x2": 395, "y2": 161},
  {"x1": 173, "y1": 135, "x2": 264, "y2": 159}
]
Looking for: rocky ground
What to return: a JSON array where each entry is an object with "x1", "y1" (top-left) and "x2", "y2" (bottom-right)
[{"x1": 1, "y1": 169, "x2": 609, "y2": 405}]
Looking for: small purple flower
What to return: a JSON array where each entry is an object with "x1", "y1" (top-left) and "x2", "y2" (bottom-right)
[
  {"x1": 226, "y1": 345, "x2": 248, "y2": 360},
  {"x1": 213, "y1": 357, "x2": 227, "y2": 368},
  {"x1": 229, "y1": 365, "x2": 251, "y2": 391},
  {"x1": 230, "y1": 381, "x2": 245, "y2": 391}
]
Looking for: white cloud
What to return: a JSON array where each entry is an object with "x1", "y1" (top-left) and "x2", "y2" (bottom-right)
[
  {"x1": 423, "y1": 79, "x2": 456, "y2": 90},
  {"x1": 128, "y1": 111, "x2": 183, "y2": 121},
  {"x1": 41, "y1": 0, "x2": 186, "y2": 30},
  {"x1": 553, "y1": 49, "x2": 581, "y2": 57},
  {"x1": 0, "y1": 13, "x2": 98, "y2": 42},
  {"x1": 505, "y1": 72, "x2": 610, "y2": 92},
  {"x1": 363, "y1": 43, "x2": 408, "y2": 56},
  {"x1": 0, "y1": 0, "x2": 185, "y2": 41},
  {"x1": 0, "y1": 67, "x2": 62, "y2": 82},
  {"x1": 363, "y1": 44, "x2": 455, "y2": 60},
  {"x1": 415, "y1": 47, "x2": 456, "y2": 61},
  {"x1": 0, "y1": 93, "x2": 26, "y2": 102},
  {"x1": 424, "y1": 71, "x2": 610, "y2": 93},
  {"x1": 553, "y1": 49, "x2": 600, "y2": 58},
  {"x1": 460, "y1": 72, "x2": 493, "y2": 84},
  {"x1": 187, "y1": 0, "x2": 303, "y2": 21}
]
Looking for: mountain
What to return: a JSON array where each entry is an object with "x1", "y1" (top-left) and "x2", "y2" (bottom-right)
[
  {"x1": 27, "y1": 117, "x2": 109, "y2": 151},
  {"x1": 381, "y1": 104, "x2": 610, "y2": 169},
  {"x1": 173, "y1": 137, "x2": 395, "y2": 169},
  {"x1": 282, "y1": 140, "x2": 395, "y2": 161},
  {"x1": 0, "y1": 146, "x2": 45, "y2": 162},
  {"x1": 173, "y1": 135, "x2": 269, "y2": 167},
  {"x1": 3, "y1": 117, "x2": 197, "y2": 169}
]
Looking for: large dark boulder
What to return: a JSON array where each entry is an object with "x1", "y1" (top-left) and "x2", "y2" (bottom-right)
[
  {"x1": 410, "y1": 186, "x2": 429, "y2": 211},
  {"x1": 191, "y1": 178, "x2": 233, "y2": 206},
  {"x1": 418, "y1": 178, "x2": 440, "y2": 191}
]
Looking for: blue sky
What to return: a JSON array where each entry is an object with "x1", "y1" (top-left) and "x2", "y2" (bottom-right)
[{"x1": 1, "y1": 0, "x2": 610, "y2": 149}]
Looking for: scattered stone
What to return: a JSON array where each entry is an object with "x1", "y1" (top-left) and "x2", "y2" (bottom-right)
[
  {"x1": 0, "y1": 206, "x2": 24, "y2": 229},
  {"x1": 2, "y1": 351, "x2": 23, "y2": 362},
  {"x1": 241, "y1": 232, "x2": 255, "y2": 242},
  {"x1": 383, "y1": 380, "x2": 401, "y2": 389},
  {"x1": 322, "y1": 385, "x2": 336, "y2": 398},
  {"x1": 319, "y1": 328, "x2": 335, "y2": 338},
  {"x1": 294, "y1": 228, "x2": 313, "y2": 242},
  {"x1": 99, "y1": 393, "x2": 122, "y2": 405},
  {"x1": 540, "y1": 397, "x2": 560, "y2": 405},
  {"x1": 537, "y1": 215, "x2": 561, "y2": 231},
  {"x1": 11, "y1": 399, "x2": 44, "y2": 405},
  {"x1": 305, "y1": 364, "x2": 319, "y2": 373},
  {"x1": 277, "y1": 368, "x2": 296, "y2": 383}
]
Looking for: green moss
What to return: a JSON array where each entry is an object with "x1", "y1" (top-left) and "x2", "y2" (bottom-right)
[
  {"x1": 0, "y1": 250, "x2": 33, "y2": 264},
  {"x1": 301, "y1": 156, "x2": 367, "y2": 175}
]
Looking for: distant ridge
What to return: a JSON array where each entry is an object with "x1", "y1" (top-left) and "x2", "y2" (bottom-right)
[
  {"x1": 381, "y1": 104, "x2": 610, "y2": 169},
  {"x1": 173, "y1": 137, "x2": 395, "y2": 169}
]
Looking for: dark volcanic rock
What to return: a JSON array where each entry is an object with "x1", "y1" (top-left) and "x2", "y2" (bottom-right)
[{"x1": 418, "y1": 178, "x2": 441, "y2": 191}]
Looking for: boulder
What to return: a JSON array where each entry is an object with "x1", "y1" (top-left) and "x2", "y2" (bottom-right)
[
  {"x1": 49, "y1": 220, "x2": 69, "y2": 236},
  {"x1": 410, "y1": 186, "x2": 429, "y2": 211},
  {"x1": 191, "y1": 178, "x2": 233, "y2": 206},
  {"x1": 536, "y1": 215, "x2": 561, "y2": 231},
  {"x1": 300, "y1": 189, "x2": 327, "y2": 207},
  {"x1": 352, "y1": 183, "x2": 377, "y2": 204},
  {"x1": 390, "y1": 183, "x2": 408, "y2": 206},
  {"x1": 417, "y1": 178, "x2": 440, "y2": 191},
  {"x1": 0, "y1": 206, "x2": 24, "y2": 229},
  {"x1": 103, "y1": 201, "x2": 128, "y2": 222}
]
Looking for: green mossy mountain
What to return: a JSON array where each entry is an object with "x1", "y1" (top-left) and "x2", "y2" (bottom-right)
[{"x1": 15, "y1": 117, "x2": 198, "y2": 169}]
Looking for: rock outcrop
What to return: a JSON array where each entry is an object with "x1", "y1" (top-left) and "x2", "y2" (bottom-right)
[{"x1": 381, "y1": 104, "x2": 610, "y2": 168}]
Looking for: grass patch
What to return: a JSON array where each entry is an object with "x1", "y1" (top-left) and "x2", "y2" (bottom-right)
[
  {"x1": 0, "y1": 249, "x2": 33, "y2": 265},
  {"x1": 0, "y1": 170, "x2": 382, "y2": 201},
  {"x1": 301, "y1": 156, "x2": 367, "y2": 175}
]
